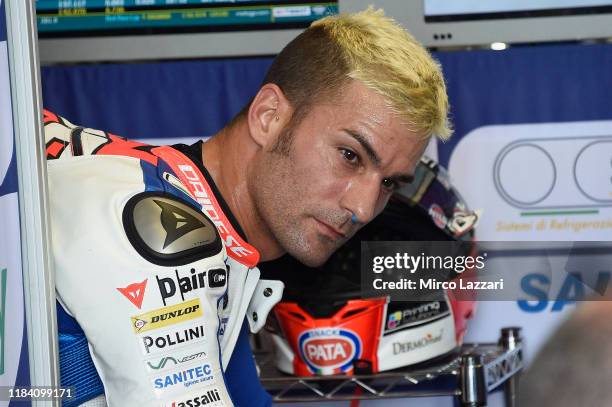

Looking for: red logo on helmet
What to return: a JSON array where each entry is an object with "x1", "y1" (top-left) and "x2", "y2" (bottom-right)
[
  {"x1": 304, "y1": 338, "x2": 352, "y2": 367},
  {"x1": 428, "y1": 204, "x2": 448, "y2": 230},
  {"x1": 299, "y1": 329, "x2": 361, "y2": 372}
]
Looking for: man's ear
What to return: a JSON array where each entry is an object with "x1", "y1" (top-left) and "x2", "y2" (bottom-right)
[{"x1": 247, "y1": 83, "x2": 291, "y2": 148}]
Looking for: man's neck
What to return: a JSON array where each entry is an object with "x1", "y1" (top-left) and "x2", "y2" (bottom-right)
[{"x1": 201, "y1": 122, "x2": 285, "y2": 262}]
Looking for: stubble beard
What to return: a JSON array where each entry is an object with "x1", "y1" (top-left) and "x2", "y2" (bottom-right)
[{"x1": 251, "y1": 128, "x2": 340, "y2": 267}]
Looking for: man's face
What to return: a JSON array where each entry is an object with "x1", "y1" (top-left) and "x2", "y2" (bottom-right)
[{"x1": 248, "y1": 81, "x2": 428, "y2": 267}]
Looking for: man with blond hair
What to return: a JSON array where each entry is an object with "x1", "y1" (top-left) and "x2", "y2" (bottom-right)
[
  {"x1": 46, "y1": 7, "x2": 450, "y2": 407},
  {"x1": 212, "y1": 7, "x2": 451, "y2": 266}
]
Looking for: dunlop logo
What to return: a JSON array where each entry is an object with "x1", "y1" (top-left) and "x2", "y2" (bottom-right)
[{"x1": 131, "y1": 298, "x2": 202, "y2": 334}]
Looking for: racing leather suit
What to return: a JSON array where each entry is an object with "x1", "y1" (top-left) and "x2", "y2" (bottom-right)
[{"x1": 44, "y1": 110, "x2": 283, "y2": 406}]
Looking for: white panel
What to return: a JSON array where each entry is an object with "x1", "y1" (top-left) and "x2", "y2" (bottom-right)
[
  {"x1": 342, "y1": 1, "x2": 612, "y2": 48},
  {"x1": 449, "y1": 121, "x2": 612, "y2": 241}
]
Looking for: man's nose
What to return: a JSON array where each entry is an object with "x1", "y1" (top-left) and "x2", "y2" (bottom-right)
[{"x1": 341, "y1": 176, "x2": 380, "y2": 224}]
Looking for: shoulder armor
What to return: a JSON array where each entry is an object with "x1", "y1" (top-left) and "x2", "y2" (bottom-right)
[
  {"x1": 43, "y1": 110, "x2": 127, "y2": 159},
  {"x1": 123, "y1": 192, "x2": 222, "y2": 266}
]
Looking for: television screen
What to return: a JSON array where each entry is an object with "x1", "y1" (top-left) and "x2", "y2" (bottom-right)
[
  {"x1": 36, "y1": 1, "x2": 612, "y2": 63},
  {"x1": 424, "y1": 0, "x2": 612, "y2": 22},
  {"x1": 37, "y1": 0, "x2": 338, "y2": 38}
]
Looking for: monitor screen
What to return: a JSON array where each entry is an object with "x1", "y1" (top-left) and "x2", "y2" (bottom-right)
[
  {"x1": 37, "y1": 0, "x2": 338, "y2": 38},
  {"x1": 336, "y1": 1, "x2": 612, "y2": 48},
  {"x1": 424, "y1": 0, "x2": 612, "y2": 22},
  {"x1": 36, "y1": 1, "x2": 612, "y2": 63}
]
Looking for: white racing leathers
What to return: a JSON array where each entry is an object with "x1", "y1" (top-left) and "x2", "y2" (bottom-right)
[{"x1": 45, "y1": 111, "x2": 283, "y2": 407}]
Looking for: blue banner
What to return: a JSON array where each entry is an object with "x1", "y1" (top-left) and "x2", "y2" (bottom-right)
[
  {"x1": 41, "y1": 43, "x2": 612, "y2": 150},
  {"x1": 435, "y1": 43, "x2": 612, "y2": 167},
  {"x1": 42, "y1": 57, "x2": 273, "y2": 142}
]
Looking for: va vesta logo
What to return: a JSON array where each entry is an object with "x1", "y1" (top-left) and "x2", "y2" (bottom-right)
[{"x1": 147, "y1": 350, "x2": 208, "y2": 371}]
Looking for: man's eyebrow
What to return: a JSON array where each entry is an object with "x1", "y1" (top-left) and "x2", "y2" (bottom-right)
[
  {"x1": 343, "y1": 128, "x2": 381, "y2": 166},
  {"x1": 343, "y1": 128, "x2": 415, "y2": 183}
]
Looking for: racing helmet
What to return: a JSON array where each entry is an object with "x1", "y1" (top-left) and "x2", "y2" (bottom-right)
[{"x1": 259, "y1": 156, "x2": 478, "y2": 376}]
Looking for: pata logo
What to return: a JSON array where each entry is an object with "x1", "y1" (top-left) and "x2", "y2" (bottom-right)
[{"x1": 298, "y1": 328, "x2": 362, "y2": 373}]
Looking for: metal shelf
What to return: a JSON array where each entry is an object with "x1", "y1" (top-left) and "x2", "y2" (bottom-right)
[{"x1": 255, "y1": 327, "x2": 523, "y2": 406}]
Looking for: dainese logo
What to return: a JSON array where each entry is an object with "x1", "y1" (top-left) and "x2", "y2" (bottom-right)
[
  {"x1": 117, "y1": 279, "x2": 147, "y2": 309},
  {"x1": 298, "y1": 328, "x2": 361, "y2": 373}
]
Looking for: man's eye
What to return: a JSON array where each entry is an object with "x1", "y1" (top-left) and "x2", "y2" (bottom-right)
[
  {"x1": 382, "y1": 178, "x2": 397, "y2": 191},
  {"x1": 341, "y1": 148, "x2": 359, "y2": 164}
]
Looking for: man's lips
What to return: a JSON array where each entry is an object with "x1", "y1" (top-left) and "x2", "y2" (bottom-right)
[{"x1": 314, "y1": 219, "x2": 347, "y2": 240}]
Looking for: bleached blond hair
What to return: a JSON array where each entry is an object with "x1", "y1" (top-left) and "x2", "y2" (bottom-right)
[{"x1": 261, "y1": 7, "x2": 452, "y2": 140}]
